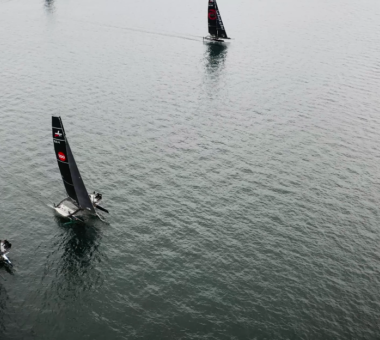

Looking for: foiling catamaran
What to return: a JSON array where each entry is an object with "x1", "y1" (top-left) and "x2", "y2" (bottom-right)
[
  {"x1": 52, "y1": 116, "x2": 109, "y2": 222},
  {"x1": 204, "y1": 0, "x2": 231, "y2": 43}
]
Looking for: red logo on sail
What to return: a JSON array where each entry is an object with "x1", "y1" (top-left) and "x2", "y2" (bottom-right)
[
  {"x1": 208, "y1": 9, "x2": 217, "y2": 20},
  {"x1": 58, "y1": 152, "x2": 66, "y2": 161},
  {"x1": 54, "y1": 130, "x2": 62, "y2": 137}
]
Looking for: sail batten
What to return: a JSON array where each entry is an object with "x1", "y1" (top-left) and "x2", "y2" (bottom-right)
[{"x1": 208, "y1": 0, "x2": 228, "y2": 39}]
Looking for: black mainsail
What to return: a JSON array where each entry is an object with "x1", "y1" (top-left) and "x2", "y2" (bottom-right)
[
  {"x1": 208, "y1": 0, "x2": 228, "y2": 39},
  {"x1": 52, "y1": 116, "x2": 96, "y2": 214},
  {"x1": 52, "y1": 116, "x2": 77, "y2": 203}
]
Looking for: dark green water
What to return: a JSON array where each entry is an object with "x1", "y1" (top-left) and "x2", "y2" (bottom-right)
[{"x1": 1, "y1": 0, "x2": 380, "y2": 338}]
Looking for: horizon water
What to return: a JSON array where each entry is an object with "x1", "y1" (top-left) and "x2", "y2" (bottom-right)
[{"x1": 1, "y1": 0, "x2": 380, "y2": 339}]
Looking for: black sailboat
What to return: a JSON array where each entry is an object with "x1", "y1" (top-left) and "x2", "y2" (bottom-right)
[
  {"x1": 52, "y1": 116, "x2": 109, "y2": 220},
  {"x1": 204, "y1": 0, "x2": 231, "y2": 42}
]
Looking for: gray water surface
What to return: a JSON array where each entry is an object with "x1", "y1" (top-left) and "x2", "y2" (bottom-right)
[{"x1": 1, "y1": 0, "x2": 380, "y2": 339}]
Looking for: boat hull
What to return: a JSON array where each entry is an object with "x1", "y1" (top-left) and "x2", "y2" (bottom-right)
[
  {"x1": 203, "y1": 36, "x2": 231, "y2": 44},
  {"x1": 52, "y1": 193, "x2": 103, "y2": 219},
  {"x1": 53, "y1": 203, "x2": 76, "y2": 218}
]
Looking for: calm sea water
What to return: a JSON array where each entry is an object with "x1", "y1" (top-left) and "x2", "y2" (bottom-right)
[{"x1": 1, "y1": 0, "x2": 380, "y2": 339}]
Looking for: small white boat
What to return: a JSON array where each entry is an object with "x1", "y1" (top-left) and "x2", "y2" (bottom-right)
[{"x1": 0, "y1": 241, "x2": 12, "y2": 266}]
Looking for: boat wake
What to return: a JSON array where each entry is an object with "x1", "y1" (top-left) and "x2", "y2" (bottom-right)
[{"x1": 64, "y1": 17, "x2": 202, "y2": 42}]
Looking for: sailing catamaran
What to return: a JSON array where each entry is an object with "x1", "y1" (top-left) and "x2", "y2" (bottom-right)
[
  {"x1": 52, "y1": 116, "x2": 109, "y2": 221},
  {"x1": 204, "y1": 0, "x2": 231, "y2": 42}
]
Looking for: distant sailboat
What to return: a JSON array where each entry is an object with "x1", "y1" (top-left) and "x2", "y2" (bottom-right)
[
  {"x1": 204, "y1": 0, "x2": 231, "y2": 42},
  {"x1": 51, "y1": 116, "x2": 109, "y2": 221}
]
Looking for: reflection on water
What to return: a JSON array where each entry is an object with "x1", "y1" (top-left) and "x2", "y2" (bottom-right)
[
  {"x1": 0, "y1": 262, "x2": 14, "y2": 276},
  {"x1": 44, "y1": 0, "x2": 55, "y2": 13},
  {"x1": 203, "y1": 42, "x2": 228, "y2": 98},
  {"x1": 0, "y1": 284, "x2": 7, "y2": 335},
  {"x1": 52, "y1": 218, "x2": 104, "y2": 296},
  {"x1": 57, "y1": 218, "x2": 101, "y2": 268},
  {"x1": 0, "y1": 283, "x2": 21, "y2": 339},
  {"x1": 60, "y1": 221, "x2": 100, "y2": 259},
  {"x1": 204, "y1": 42, "x2": 228, "y2": 74}
]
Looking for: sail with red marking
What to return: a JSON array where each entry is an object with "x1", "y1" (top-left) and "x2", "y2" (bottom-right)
[
  {"x1": 208, "y1": 0, "x2": 228, "y2": 39},
  {"x1": 52, "y1": 116, "x2": 95, "y2": 214},
  {"x1": 52, "y1": 116, "x2": 78, "y2": 203}
]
